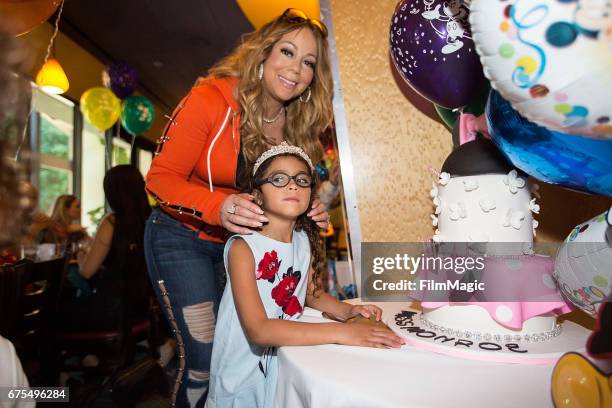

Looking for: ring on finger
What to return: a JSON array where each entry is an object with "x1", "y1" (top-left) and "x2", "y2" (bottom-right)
[{"x1": 227, "y1": 204, "x2": 237, "y2": 214}]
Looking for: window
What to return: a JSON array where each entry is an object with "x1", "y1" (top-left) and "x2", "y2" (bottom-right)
[
  {"x1": 31, "y1": 87, "x2": 75, "y2": 215},
  {"x1": 81, "y1": 121, "x2": 106, "y2": 234},
  {"x1": 112, "y1": 136, "x2": 131, "y2": 166},
  {"x1": 138, "y1": 149, "x2": 153, "y2": 177}
]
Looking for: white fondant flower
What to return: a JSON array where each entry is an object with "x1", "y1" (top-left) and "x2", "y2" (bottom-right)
[
  {"x1": 462, "y1": 178, "x2": 479, "y2": 192},
  {"x1": 503, "y1": 170, "x2": 526, "y2": 194},
  {"x1": 502, "y1": 209, "x2": 525, "y2": 230},
  {"x1": 529, "y1": 198, "x2": 540, "y2": 214},
  {"x1": 448, "y1": 202, "x2": 467, "y2": 221},
  {"x1": 430, "y1": 182, "x2": 438, "y2": 198},
  {"x1": 530, "y1": 183, "x2": 541, "y2": 199},
  {"x1": 532, "y1": 219, "x2": 539, "y2": 237},
  {"x1": 479, "y1": 198, "x2": 496, "y2": 213},
  {"x1": 431, "y1": 214, "x2": 439, "y2": 227},
  {"x1": 439, "y1": 172, "x2": 450, "y2": 186},
  {"x1": 432, "y1": 230, "x2": 441, "y2": 243}
]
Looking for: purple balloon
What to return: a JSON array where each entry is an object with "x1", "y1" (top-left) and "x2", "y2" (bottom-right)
[
  {"x1": 390, "y1": 0, "x2": 486, "y2": 109},
  {"x1": 102, "y1": 61, "x2": 139, "y2": 99}
]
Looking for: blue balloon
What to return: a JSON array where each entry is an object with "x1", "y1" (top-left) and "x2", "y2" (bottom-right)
[{"x1": 486, "y1": 90, "x2": 612, "y2": 197}]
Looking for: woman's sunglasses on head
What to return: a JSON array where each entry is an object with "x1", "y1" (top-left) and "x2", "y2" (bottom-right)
[{"x1": 281, "y1": 8, "x2": 328, "y2": 38}]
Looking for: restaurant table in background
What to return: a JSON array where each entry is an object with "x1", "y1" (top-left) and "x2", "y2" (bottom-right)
[{"x1": 276, "y1": 301, "x2": 559, "y2": 408}]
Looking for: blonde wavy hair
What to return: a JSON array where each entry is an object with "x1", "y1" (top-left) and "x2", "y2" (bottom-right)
[
  {"x1": 206, "y1": 13, "x2": 334, "y2": 165},
  {"x1": 49, "y1": 194, "x2": 78, "y2": 227}
]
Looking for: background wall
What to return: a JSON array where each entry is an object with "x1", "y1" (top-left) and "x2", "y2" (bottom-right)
[{"x1": 330, "y1": 0, "x2": 611, "y2": 243}]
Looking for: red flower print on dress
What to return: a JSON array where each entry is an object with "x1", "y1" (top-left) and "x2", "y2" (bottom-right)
[
  {"x1": 271, "y1": 267, "x2": 303, "y2": 316},
  {"x1": 257, "y1": 250, "x2": 281, "y2": 282},
  {"x1": 283, "y1": 295, "x2": 303, "y2": 316}
]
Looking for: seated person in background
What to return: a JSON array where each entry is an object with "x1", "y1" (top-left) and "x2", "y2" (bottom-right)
[
  {"x1": 62, "y1": 165, "x2": 152, "y2": 332},
  {"x1": 21, "y1": 181, "x2": 49, "y2": 241},
  {"x1": 32, "y1": 194, "x2": 88, "y2": 254}
]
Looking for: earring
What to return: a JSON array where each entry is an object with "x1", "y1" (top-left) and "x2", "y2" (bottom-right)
[
  {"x1": 299, "y1": 86, "x2": 311, "y2": 103},
  {"x1": 258, "y1": 63, "x2": 264, "y2": 81}
]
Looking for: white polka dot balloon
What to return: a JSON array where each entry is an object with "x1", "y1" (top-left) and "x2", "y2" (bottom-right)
[
  {"x1": 470, "y1": 0, "x2": 612, "y2": 139},
  {"x1": 554, "y1": 206, "x2": 612, "y2": 317}
]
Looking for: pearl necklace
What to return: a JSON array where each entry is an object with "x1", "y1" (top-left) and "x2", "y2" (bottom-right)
[{"x1": 263, "y1": 106, "x2": 285, "y2": 124}]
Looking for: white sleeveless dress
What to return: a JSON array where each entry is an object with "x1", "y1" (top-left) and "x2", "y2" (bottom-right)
[{"x1": 206, "y1": 230, "x2": 311, "y2": 408}]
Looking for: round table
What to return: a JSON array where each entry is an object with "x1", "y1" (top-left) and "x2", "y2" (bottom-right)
[{"x1": 276, "y1": 301, "x2": 560, "y2": 408}]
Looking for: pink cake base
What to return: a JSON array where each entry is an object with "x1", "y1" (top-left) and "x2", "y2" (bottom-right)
[{"x1": 386, "y1": 305, "x2": 589, "y2": 365}]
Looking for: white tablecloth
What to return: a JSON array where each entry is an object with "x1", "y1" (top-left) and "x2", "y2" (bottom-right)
[{"x1": 276, "y1": 301, "x2": 557, "y2": 408}]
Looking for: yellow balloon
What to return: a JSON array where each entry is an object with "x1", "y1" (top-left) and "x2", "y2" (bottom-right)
[
  {"x1": 236, "y1": 0, "x2": 320, "y2": 29},
  {"x1": 80, "y1": 87, "x2": 121, "y2": 131},
  {"x1": 551, "y1": 352, "x2": 612, "y2": 408}
]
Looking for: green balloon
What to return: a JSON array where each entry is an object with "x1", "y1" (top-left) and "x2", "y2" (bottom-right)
[
  {"x1": 435, "y1": 104, "x2": 457, "y2": 130},
  {"x1": 120, "y1": 95, "x2": 155, "y2": 135}
]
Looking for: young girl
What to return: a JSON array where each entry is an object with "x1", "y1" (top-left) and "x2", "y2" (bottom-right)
[{"x1": 206, "y1": 143, "x2": 403, "y2": 407}]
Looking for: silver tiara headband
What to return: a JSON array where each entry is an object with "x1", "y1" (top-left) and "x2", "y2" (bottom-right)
[{"x1": 252, "y1": 141, "x2": 314, "y2": 176}]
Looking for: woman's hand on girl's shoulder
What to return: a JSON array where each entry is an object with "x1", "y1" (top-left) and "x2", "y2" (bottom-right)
[
  {"x1": 220, "y1": 193, "x2": 269, "y2": 235},
  {"x1": 306, "y1": 199, "x2": 329, "y2": 229},
  {"x1": 337, "y1": 323, "x2": 404, "y2": 349}
]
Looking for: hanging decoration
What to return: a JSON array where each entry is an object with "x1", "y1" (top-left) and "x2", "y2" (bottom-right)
[
  {"x1": 80, "y1": 87, "x2": 121, "y2": 131},
  {"x1": 0, "y1": 0, "x2": 62, "y2": 36},
  {"x1": 120, "y1": 95, "x2": 155, "y2": 135},
  {"x1": 34, "y1": 0, "x2": 69, "y2": 94},
  {"x1": 486, "y1": 90, "x2": 612, "y2": 197},
  {"x1": 102, "y1": 61, "x2": 139, "y2": 99},
  {"x1": 390, "y1": 0, "x2": 487, "y2": 108},
  {"x1": 470, "y1": 0, "x2": 612, "y2": 139},
  {"x1": 236, "y1": 0, "x2": 321, "y2": 29},
  {"x1": 554, "y1": 208, "x2": 612, "y2": 317}
]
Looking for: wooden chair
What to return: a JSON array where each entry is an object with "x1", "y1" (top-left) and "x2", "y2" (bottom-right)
[
  {"x1": 0, "y1": 259, "x2": 30, "y2": 341},
  {"x1": 0, "y1": 256, "x2": 67, "y2": 386}
]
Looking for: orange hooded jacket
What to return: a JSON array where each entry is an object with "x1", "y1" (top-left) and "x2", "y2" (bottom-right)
[{"x1": 146, "y1": 77, "x2": 241, "y2": 243}]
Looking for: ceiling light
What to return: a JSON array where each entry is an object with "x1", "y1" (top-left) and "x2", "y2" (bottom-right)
[{"x1": 35, "y1": 0, "x2": 69, "y2": 95}]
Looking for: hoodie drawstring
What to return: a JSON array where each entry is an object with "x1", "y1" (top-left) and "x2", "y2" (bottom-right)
[{"x1": 207, "y1": 107, "x2": 232, "y2": 192}]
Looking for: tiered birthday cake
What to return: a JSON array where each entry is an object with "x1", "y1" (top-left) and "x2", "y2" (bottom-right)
[{"x1": 390, "y1": 139, "x2": 589, "y2": 364}]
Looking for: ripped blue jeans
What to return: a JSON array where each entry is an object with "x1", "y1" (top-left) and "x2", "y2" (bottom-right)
[{"x1": 144, "y1": 208, "x2": 225, "y2": 408}]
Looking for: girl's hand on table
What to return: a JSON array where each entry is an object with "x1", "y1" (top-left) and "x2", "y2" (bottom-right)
[{"x1": 337, "y1": 323, "x2": 404, "y2": 349}]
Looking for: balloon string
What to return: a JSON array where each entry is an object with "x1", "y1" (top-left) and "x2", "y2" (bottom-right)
[
  {"x1": 43, "y1": 0, "x2": 65, "y2": 65},
  {"x1": 14, "y1": 106, "x2": 33, "y2": 161},
  {"x1": 130, "y1": 133, "x2": 136, "y2": 154}
]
